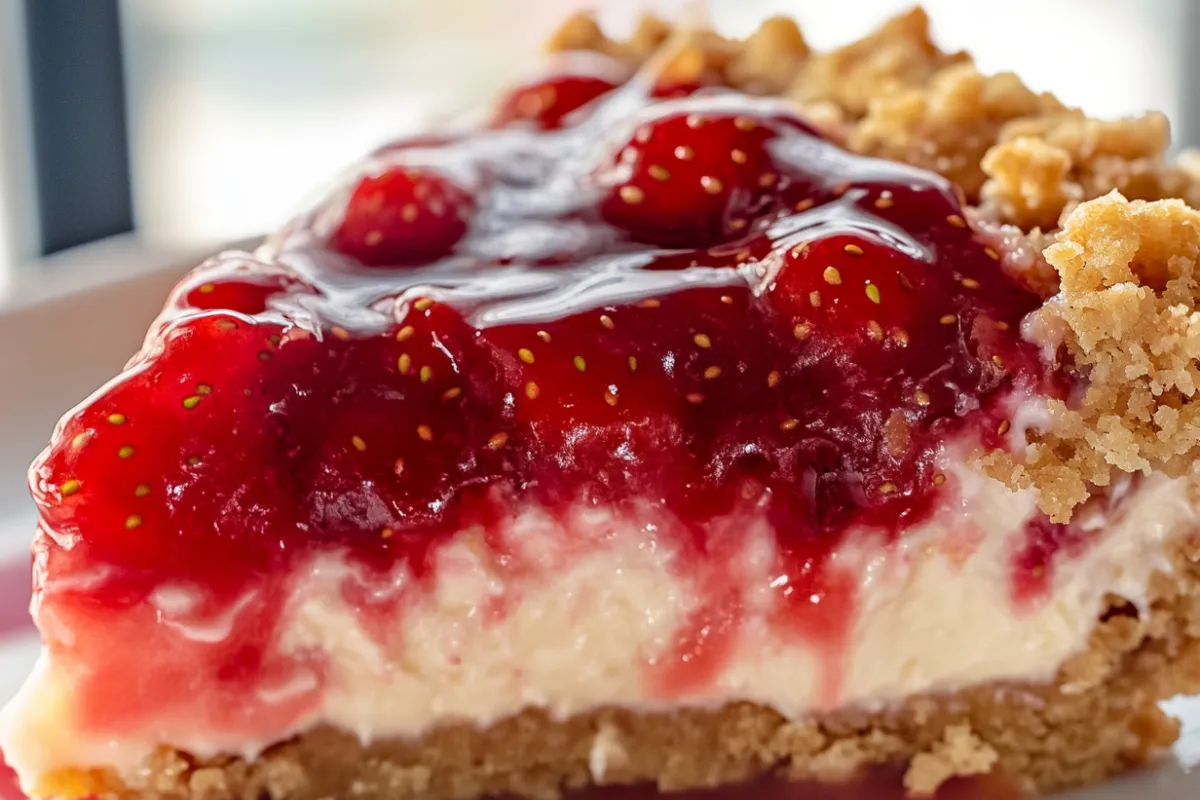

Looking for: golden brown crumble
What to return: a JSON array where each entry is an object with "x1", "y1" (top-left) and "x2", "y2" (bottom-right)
[
  {"x1": 987, "y1": 194, "x2": 1200, "y2": 521},
  {"x1": 982, "y1": 113, "x2": 1200, "y2": 229},
  {"x1": 546, "y1": 11, "x2": 811, "y2": 101},
  {"x1": 847, "y1": 63, "x2": 1064, "y2": 198},
  {"x1": 726, "y1": 18, "x2": 809, "y2": 96},
  {"x1": 979, "y1": 136, "x2": 1078, "y2": 230},
  {"x1": 39, "y1": 537, "x2": 1200, "y2": 800},
  {"x1": 786, "y1": 8, "x2": 967, "y2": 120},
  {"x1": 544, "y1": 11, "x2": 672, "y2": 62}
]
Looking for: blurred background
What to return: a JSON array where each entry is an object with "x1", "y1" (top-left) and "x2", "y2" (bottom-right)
[{"x1": 0, "y1": 0, "x2": 1199, "y2": 543}]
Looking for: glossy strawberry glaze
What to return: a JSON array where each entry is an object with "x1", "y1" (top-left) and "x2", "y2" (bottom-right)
[{"x1": 28, "y1": 58, "x2": 1057, "y2": 736}]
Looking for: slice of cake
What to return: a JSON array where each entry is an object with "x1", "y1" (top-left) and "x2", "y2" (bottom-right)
[{"x1": 4, "y1": 8, "x2": 1200, "y2": 799}]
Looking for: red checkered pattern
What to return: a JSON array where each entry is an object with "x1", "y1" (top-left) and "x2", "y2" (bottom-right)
[{"x1": 0, "y1": 757, "x2": 19, "y2": 800}]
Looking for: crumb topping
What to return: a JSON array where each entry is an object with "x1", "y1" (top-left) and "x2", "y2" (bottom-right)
[
  {"x1": 544, "y1": 11, "x2": 672, "y2": 61},
  {"x1": 988, "y1": 193, "x2": 1200, "y2": 521},
  {"x1": 982, "y1": 112, "x2": 1200, "y2": 229},
  {"x1": 980, "y1": 136, "x2": 1078, "y2": 230},
  {"x1": 847, "y1": 64, "x2": 1064, "y2": 198},
  {"x1": 727, "y1": 18, "x2": 810, "y2": 95},
  {"x1": 787, "y1": 8, "x2": 967, "y2": 120}
]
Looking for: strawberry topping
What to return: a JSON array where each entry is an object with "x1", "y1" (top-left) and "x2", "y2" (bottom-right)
[
  {"x1": 176, "y1": 261, "x2": 314, "y2": 315},
  {"x1": 596, "y1": 102, "x2": 816, "y2": 246},
  {"x1": 330, "y1": 166, "x2": 474, "y2": 266},
  {"x1": 770, "y1": 232, "x2": 924, "y2": 338},
  {"x1": 493, "y1": 73, "x2": 621, "y2": 130}
]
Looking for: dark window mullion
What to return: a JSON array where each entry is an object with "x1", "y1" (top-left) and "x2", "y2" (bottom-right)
[
  {"x1": 24, "y1": 0, "x2": 132, "y2": 255},
  {"x1": 1181, "y1": 0, "x2": 1200, "y2": 149}
]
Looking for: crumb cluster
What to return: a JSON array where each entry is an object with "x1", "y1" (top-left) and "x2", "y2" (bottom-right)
[
  {"x1": 987, "y1": 194, "x2": 1200, "y2": 521},
  {"x1": 550, "y1": 6, "x2": 1200, "y2": 522}
]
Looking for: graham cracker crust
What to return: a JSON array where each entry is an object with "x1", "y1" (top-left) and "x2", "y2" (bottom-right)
[
  {"x1": 27, "y1": 9, "x2": 1200, "y2": 800},
  {"x1": 38, "y1": 536, "x2": 1200, "y2": 800}
]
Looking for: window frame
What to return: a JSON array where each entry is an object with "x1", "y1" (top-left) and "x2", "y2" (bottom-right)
[
  {"x1": 0, "y1": 0, "x2": 196, "y2": 312},
  {"x1": 23, "y1": 0, "x2": 134, "y2": 256},
  {"x1": 0, "y1": 0, "x2": 37, "y2": 289}
]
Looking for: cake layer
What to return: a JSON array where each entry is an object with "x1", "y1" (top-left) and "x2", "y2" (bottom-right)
[{"x1": 4, "y1": 460, "x2": 1194, "y2": 793}]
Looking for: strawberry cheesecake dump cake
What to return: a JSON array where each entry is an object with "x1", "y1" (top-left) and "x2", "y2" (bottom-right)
[{"x1": 5, "y1": 8, "x2": 1200, "y2": 800}]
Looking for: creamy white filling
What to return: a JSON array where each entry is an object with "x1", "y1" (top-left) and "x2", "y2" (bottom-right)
[{"x1": 1, "y1": 460, "x2": 1194, "y2": 789}]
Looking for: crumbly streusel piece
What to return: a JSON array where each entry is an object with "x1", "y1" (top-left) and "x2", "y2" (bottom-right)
[
  {"x1": 786, "y1": 8, "x2": 967, "y2": 119},
  {"x1": 546, "y1": 11, "x2": 810, "y2": 99},
  {"x1": 544, "y1": 11, "x2": 672, "y2": 61},
  {"x1": 847, "y1": 63, "x2": 1064, "y2": 198},
  {"x1": 981, "y1": 113, "x2": 1200, "y2": 229},
  {"x1": 979, "y1": 137, "x2": 1079, "y2": 230},
  {"x1": 988, "y1": 192, "x2": 1200, "y2": 521},
  {"x1": 726, "y1": 18, "x2": 810, "y2": 95}
]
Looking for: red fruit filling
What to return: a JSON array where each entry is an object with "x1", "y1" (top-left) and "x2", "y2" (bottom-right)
[
  {"x1": 31, "y1": 67, "x2": 1065, "y2": 731},
  {"x1": 330, "y1": 166, "x2": 474, "y2": 266},
  {"x1": 493, "y1": 72, "x2": 622, "y2": 130},
  {"x1": 174, "y1": 259, "x2": 315, "y2": 315},
  {"x1": 596, "y1": 101, "x2": 818, "y2": 246}
]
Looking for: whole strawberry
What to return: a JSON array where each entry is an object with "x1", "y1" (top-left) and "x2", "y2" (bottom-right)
[
  {"x1": 331, "y1": 167, "x2": 474, "y2": 266},
  {"x1": 596, "y1": 103, "x2": 813, "y2": 246},
  {"x1": 492, "y1": 74, "x2": 620, "y2": 130}
]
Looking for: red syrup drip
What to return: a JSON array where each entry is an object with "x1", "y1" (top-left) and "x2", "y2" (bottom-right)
[
  {"x1": 28, "y1": 59, "x2": 1054, "y2": 736},
  {"x1": 1010, "y1": 511, "x2": 1093, "y2": 611},
  {"x1": 0, "y1": 754, "x2": 22, "y2": 800}
]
